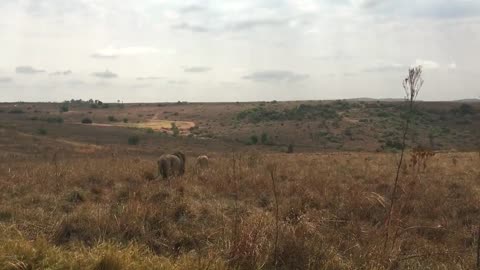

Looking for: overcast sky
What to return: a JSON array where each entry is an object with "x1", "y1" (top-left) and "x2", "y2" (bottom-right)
[{"x1": 0, "y1": 0, "x2": 479, "y2": 102}]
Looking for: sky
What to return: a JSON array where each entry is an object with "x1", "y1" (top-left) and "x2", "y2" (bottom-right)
[{"x1": 0, "y1": 0, "x2": 479, "y2": 102}]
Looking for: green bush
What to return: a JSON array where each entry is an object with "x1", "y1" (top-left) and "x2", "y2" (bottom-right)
[
  {"x1": 171, "y1": 123, "x2": 180, "y2": 137},
  {"x1": 452, "y1": 103, "x2": 475, "y2": 116},
  {"x1": 128, "y1": 135, "x2": 140, "y2": 145},
  {"x1": 384, "y1": 139, "x2": 403, "y2": 150},
  {"x1": 47, "y1": 117, "x2": 64, "y2": 123},
  {"x1": 108, "y1": 116, "x2": 118, "y2": 122},
  {"x1": 123, "y1": 118, "x2": 128, "y2": 123},
  {"x1": 237, "y1": 103, "x2": 340, "y2": 123},
  {"x1": 287, "y1": 143, "x2": 294, "y2": 153},
  {"x1": 81, "y1": 118, "x2": 93, "y2": 124},
  {"x1": 145, "y1": 128, "x2": 154, "y2": 134},
  {"x1": 37, "y1": 128, "x2": 47, "y2": 135},
  {"x1": 8, "y1": 109, "x2": 24, "y2": 114},
  {"x1": 261, "y1": 132, "x2": 268, "y2": 144},
  {"x1": 60, "y1": 104, "x2": 69, "y2": 112},
  {"x1": 250, "y1": 135, "x2": 258, "y2": 145}
]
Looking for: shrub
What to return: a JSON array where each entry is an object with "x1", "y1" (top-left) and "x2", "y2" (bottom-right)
[
  {"x1": 250, "y1": 135, "x2": 258, "y2": 145},
  {"x1": 145, "y1": 128, "x2": 154, "y2": 134},
  {"x1": 344, "y1": 128, "x2": 353, "y2": 137},
  {"x1": 37, "y1": 128, "x2": 47, "y2": 135},
  {"x1": 108, "y1": 116, "x2": 118, "y2": 122},
  {"x1": 123, "y1": 118, "x2": 128, "y2": 123},
  {"x1": 128, "y1": 135, "x2": 140, "y2": 145},
  {"x1": 171, "y1": 123, "x2": 180, "y2": 137},
  {"x1": 453, "y1": 103, "x2": 475, "y2": 116},
  {"x1": 8, "y1": 109, "x2": 24, "y2": 114},
  {"x1": 287, "y1": 143, "x2": 294, "y2": 153},
  {"x1": 237, "y1": 103, "x2": 339, "y2": 123},
  {"x1": 81, "y1": 118, "x2": 93, "y2": 124},
  {"x1": 47, "y1": 117, "x2": 64, "y2": 123},
  {"x1": 60, "y1": 103, "x2": 69, "y2": 112},
  {"x1": 261, "y1": 132, "x2": 268, "y2": 144},
  {"x1": 384, "y1": 139, "x2": 403, "y2": 150}
]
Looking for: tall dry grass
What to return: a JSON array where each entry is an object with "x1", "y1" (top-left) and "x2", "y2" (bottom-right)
[{"x1": 0, "y1": 151, "x2": 479, "y2": 269}]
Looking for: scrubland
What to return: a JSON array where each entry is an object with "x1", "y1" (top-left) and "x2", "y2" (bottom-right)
[{"x1": 1, "y1": 150, "x2": 479, "y2": 269}]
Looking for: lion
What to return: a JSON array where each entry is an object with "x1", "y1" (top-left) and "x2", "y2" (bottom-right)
[
  {"x1": 196, "y1": 155, "x2": 209, "y2": 169},
  {"x1": 157, "y1": 151, "x2": 186, "y2": 179}
]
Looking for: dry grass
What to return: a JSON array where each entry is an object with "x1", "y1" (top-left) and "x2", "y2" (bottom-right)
[{"x1": 0, "y1": 151, "x2": 479, "y2": 269}]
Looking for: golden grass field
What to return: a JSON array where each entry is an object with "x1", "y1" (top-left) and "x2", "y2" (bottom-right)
[{"x1": 1, "y1": 148, "x2": 479, "y2": 269}]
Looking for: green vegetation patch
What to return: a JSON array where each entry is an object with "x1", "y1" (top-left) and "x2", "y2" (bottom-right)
[{"x1": 237, "y1": 102, "x2": 345, "y2": 123}]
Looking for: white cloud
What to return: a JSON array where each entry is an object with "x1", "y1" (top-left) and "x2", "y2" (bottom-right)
[
  {"x1": 91, "y1": 70, "x2": 118, "y2": 79},
  {"x1": 351, "y1": 0, "x2": 385, "y2": 9},
  {"x1": 15, "y1": 66, "x2": 45, "y2": 74},
  {"x1": 184, "y1": 67, "x2": 211, "y2": 73},
  {"x1": 91, "y1": 46, "x2": 170, "y2": 59},
  {"x1": 0, "y1": 76, "x2": 13, "y2": 83},
  {"x1": 243, "y1": 70, "x2": 309, "y2": 83},
  {"x1": 363, "y1": 61, "x2": 405, "y2": 72},
  {"x1": 414, "y1": 59, "x2": 440, "y2": 70},
  {"x1": 448, "y1": 62, "x2": 457, "y2": 69}
]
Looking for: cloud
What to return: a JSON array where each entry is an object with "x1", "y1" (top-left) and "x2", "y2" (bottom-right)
[
  {"x1": 243, "y1": 70, "x2": 309, "y2": 83},
  {"x1": 171, "y1": 22, "x2": 210, "y2": 33},
  {"x1": 167, "y1": 79, "x2": 189, "y2": 85},
  {"x1": 228, "y1": 18, "x2": 290, "y2": 31},
  {"x1": 15, "y1": 66, "x2": 45, "y2": 74},
  {"x1": 67, "y1": 80, "x2": 86, "y2": 86},
  {"x1": 50, "y1": 70, "x2": 72, "y2": 76},
  {"x1": 136, "y1": 76, "x2": 162, "y2": 80},
  {"x1": 184, "y1": 66, "x2": 211, "y2": 73},
  {"x1": 354, "y1": 0, "x2": 480, "y2": 19},
  {"x1": 448, "y1": 62, "x2": 457, "y2": 70},
  {"x1": 132, "y1": 83, "x2": 152, "y2": 89},
  {"x1": 363, "y1": 61, "x2": 405, "y2": 72},
  {"x1": 91, "y1": 46, "x2": 164, "y2": 59},
  {"x1": 414, "y1": 59, "x2": 440, "y2": 70},
  {"x1": 172, "y1": 18, "x2": 293, "y2": 34},
  {"x1": 0, "y1": 76, "x2": 12, "y2": 83},
  {"x1": 91, "y1": 70, "x2": 118, "y2": 79},
  {"x1": 178, "y1": 4, "x2": 206, "y2": 14},
  {"x1": 352, "y1": 0, "x2": 385, "y2": 9}
]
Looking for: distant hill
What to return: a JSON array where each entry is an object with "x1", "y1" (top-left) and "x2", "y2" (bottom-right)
[
  {"x1": 0, "y1": 100, "x2": 478, "y2": 152},
  {"x1": 454, "y1": 98, "x2": 480, "y2": 103}
]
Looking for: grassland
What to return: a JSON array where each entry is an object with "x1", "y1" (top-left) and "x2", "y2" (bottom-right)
[{"x1": 0, "y1": 100, "x2": 479, "y2": 269}]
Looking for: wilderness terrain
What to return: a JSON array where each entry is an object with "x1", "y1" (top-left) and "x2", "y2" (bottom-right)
[{"x1": 0, "y1": 100, "x2": 479, "y2": 269}]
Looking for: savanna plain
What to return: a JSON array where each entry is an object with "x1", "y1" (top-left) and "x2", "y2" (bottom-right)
[{"x1": 0, "y1": 100, "x2": 479, "y2": 269}]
